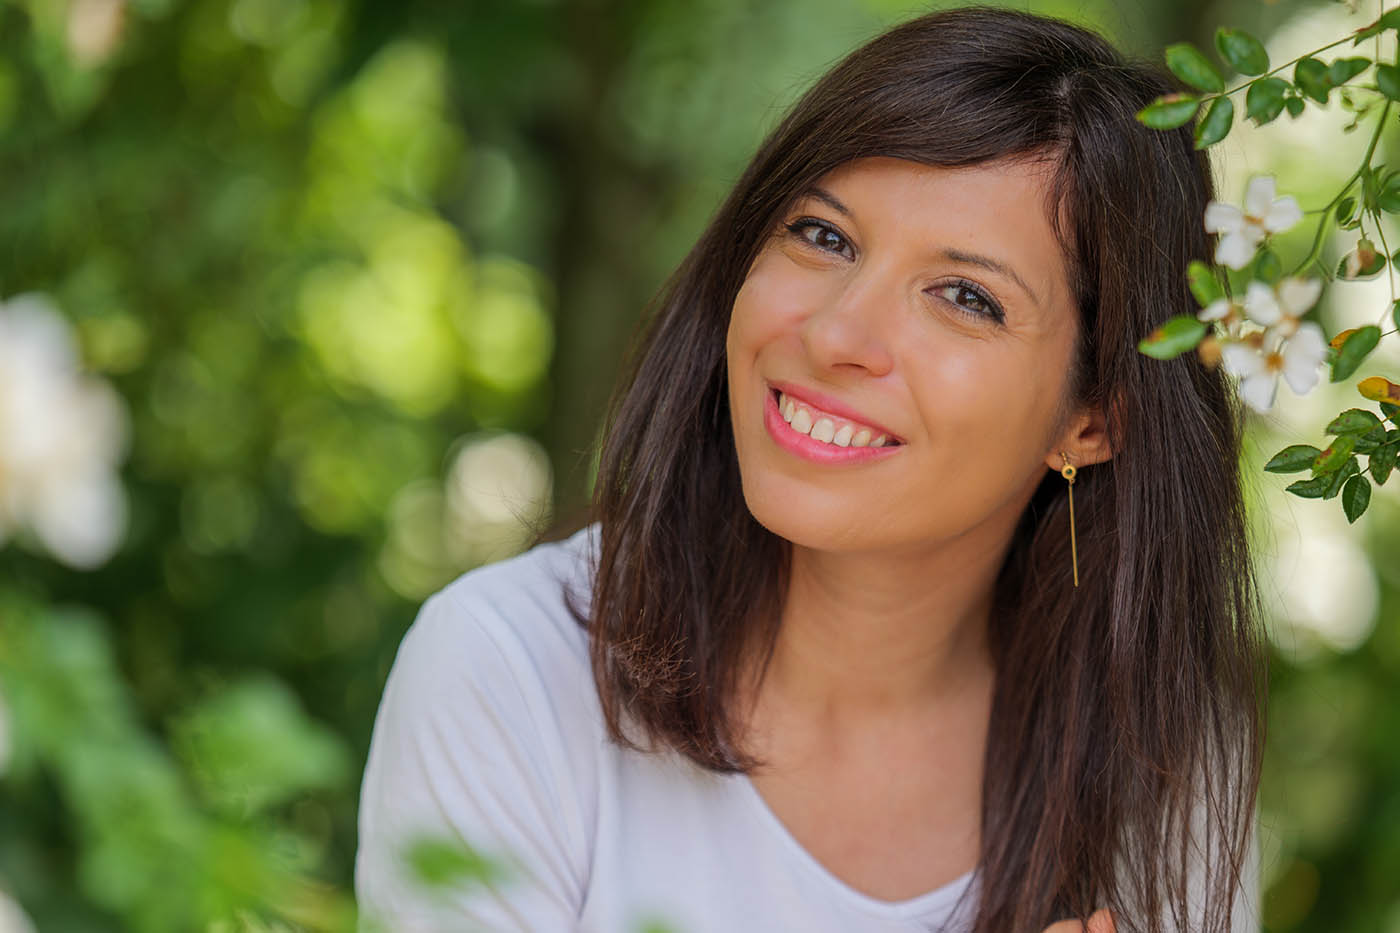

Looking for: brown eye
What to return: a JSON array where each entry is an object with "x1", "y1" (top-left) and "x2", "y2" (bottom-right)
[
  {"x1": 784, "y1": 218, "x2": 854, "y2": 259},
  {"x1": 929, "y1": 279, "x2": 1006, "y2": 324}
]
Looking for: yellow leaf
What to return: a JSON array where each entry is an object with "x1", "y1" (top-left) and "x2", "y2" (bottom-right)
[
  {"x1": 1357, "y1": 376, "x2": 1400, "y2": 403},
  {"x1": 1330, "y1": 328, "x2": 1358, "y2": 351}
]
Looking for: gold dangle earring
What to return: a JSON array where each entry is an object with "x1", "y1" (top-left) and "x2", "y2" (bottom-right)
[{"x1": 1059, "y1": 451, "x2": 1079, "y2": 588}]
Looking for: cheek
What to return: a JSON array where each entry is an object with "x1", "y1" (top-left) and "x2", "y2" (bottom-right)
[
  {"x1": 728, "y1": 253, "x2": 824, "y2": 350},
  {"x1": 903, "y1": 340, "x2": 1065, "y2": 456}
]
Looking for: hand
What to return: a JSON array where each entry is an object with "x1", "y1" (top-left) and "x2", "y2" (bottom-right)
[{"x1": 1041, "y1": 908, "x2": 1115, "y2": 933}]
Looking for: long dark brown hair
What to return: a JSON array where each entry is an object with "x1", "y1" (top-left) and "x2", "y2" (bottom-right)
[{"x1": 568, "y1": 6, "x2": 1266, "y2": 931}]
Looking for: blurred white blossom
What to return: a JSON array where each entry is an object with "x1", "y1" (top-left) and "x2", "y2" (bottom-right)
[
  {"x1": 1220, "y1": 322, "x2": 1328, "y2": 413},
  {"x1": 1204, "y1": 175, "x2": 1303, "y2": 269},
  {"x1": 0, "y1": 888, "x2": 35, "y2": 933},
  {"x1": 1198, "y1": 273, "x2": 1326, "y2": 414},
  {"x1": 0, "y1": 294, "x2": 129, "y2": 568},
  {"x1": 1242, "y1": 276, "x2": 1323, "y2": 334},
  {"x1": 66, "y1": 0, "x2": 127, "y2": 67}
]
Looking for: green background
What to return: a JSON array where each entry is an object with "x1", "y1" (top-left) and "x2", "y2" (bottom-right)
[{"x1": 1, "y1": 0, "x2": 1397, "y2": 929}]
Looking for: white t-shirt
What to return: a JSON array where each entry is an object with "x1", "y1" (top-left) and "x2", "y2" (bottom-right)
[{"x1": 355, "y1": 524, "x2": 1259, "y2": 932}]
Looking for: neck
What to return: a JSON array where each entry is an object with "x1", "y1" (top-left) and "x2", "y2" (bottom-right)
[{"x1": 777, "y1": 535, "x2": 1003, "y2": 716}]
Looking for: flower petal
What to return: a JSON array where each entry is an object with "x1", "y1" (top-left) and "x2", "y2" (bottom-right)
[
  {"x1": 1243, "y1": 280, "x2": 1282, "y2": 326},
  {"x1": 1198, "y1": 298, "x2": 1234, "y2": 321},
  {"x1": 1215, "y1": 230, "x2": 1262, "y2": 270},
  {"x1": 1263, "y1": 194, "x2": 1303, "y2": 234},
  {"x1": 1277, "y1": 276, "x2": 1322, "y2": 316},
  {"x1": 1280, "y1": 322, "x2": 1327, "y2": 396},
  {"x1": 1221, "y1": 341, "x2": 1267, "y2": 379},
  {"x1": 1244, "y1": 176, "x2": 1278, "y2": 218},
  {"x1": 1239, "y1": 372, "x2": 1279, "y2": 413},
  {"x1": 1204, "y1": 201, "x2": 1245, "y2": 234}
]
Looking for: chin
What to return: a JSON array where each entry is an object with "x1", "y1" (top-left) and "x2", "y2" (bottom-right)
[{"x1": 737, "y1": 469, "x2": 897, "y2": 554}]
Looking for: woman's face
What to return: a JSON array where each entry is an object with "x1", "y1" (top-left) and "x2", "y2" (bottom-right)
[{"x1": 725, "y1": 155, "x2": 1087, "y2": 556}]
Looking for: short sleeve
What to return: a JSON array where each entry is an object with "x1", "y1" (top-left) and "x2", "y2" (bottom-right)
[{"x1": 354, "y1": 590, "x2": 589, "y2": 931}]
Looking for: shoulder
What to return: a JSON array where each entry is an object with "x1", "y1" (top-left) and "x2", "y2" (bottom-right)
[
  {"x1": 397, "y1": 522, "x2": 598, "y2": 701},
  {"x1": 382, "y1": 522, "x2": 604, "y2": 777},
  {"x1": 355, "y1": 524, "x2": 603, "y2": 926}
]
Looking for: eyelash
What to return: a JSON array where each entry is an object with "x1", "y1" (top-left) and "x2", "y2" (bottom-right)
[{"x1": 782, "y1": 217, "x2": 1006, "y2": 324}]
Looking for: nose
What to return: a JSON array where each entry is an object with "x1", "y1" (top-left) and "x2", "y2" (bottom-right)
[{"x1": 800, "y1": 269, "x2": 897, "y2": 377}]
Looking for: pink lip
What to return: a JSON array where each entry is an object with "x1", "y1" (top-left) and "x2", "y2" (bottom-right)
[
  {"x1": 767, "y1": 381, "x2": 904, "y2": 443},
  {"x1": 762, "y1": 388, "x2": 905, "y2": 465}
]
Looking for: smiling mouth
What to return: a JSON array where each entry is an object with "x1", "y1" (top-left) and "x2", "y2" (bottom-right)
[{"x1": 770, "y1": 388, "x2": 903, "y2": 448}]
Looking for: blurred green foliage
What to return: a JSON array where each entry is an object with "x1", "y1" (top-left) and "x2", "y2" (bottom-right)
[{"x1": 0, "y1": 0, "x2": 1396, "y2": 929}]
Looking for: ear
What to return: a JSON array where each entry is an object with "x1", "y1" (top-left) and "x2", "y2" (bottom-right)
[{"x1": 1042, "y1": 399, "x2": 1114, "y2": 474}]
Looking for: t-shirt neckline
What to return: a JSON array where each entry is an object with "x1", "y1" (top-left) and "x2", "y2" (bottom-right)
[{"x1": 732, "y1": 770, "x2": 979, "y2": 921}]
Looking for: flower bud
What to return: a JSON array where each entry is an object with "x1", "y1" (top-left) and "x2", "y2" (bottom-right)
[{"x1": 1197, "y1": 334, "x2": 1223, "y2": 370}]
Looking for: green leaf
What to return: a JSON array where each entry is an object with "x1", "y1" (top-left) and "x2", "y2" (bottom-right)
[
  {"x1": 1295, "y1": 57, "x2": 1331, "y2": 103},
  {"x1": 1338, "y1": 197, "x2": 1358, "y2": 223},
  {"x1": 1252, "y1": 248, "x2": 1282, "y2": 283},
  {"x1": 1329, "y1": 57, "x2": 1372, "y2": 85},
  {"x1": 1265, "y1": 444, "x2": 1322, "y2": 473},
  {"x1": 1354, "y1": 424, "x2": 1390, "y2": 454},
  {"x1": 1187, "y1": 259, "x2": 1224, "y2": 306},
  {"x1": 1285, "y1": 474, "x2": 1331, "y2": 498},
  {"x1": 1372, "y1": 440, "x2": 1398, "y2": 483},
  {"x1": 1314, "y1": 434, "x2": 1358, "y2": 473},
  {"x1": 1194, "y1": 96, "x2": 1234, "y2": 148},
  {"x1": 1284, "y1": 96, "x2": 1305, "y2": 118},
  {"x1": 1326, "y1": 407, "x2": 1383, "y2": 434},
  {"x1": 1138, "y1": 314, "x2": 1207, "y2": 359},
  {"x1": 1393, "y1": 299, "x2": 1400, "y2": 332},
  {"x1": 1378, "y1": 64, "x2": 1400, "y2": 100},
  {"x1": 1166, "y1": 43, "x2": 1225, "y2": 93},
  {"x1": 1137, "y1": 94, "x2": 1201, "y2": 129},
  {"x1": 1379, "y1": 173, "x2": 1400, "y2": 212},
  {"x1": 1331, "y1": 326, "x2": 1382, "y2": 381},
  {"x1": 1354, "y1": 9, "x2": 1400, "y2": 42},
  {"x1": 1245, "y1": 77, "x2": 1289, "y2": 124},
  {"x1": 171, "y1": 677, "x2": 351, "y2": 816},
  {"x1": 404, "y1": 837, "x2": 507, "y2": 888},
  {"x1": 1324, "y1": 456, "x2": 1361, "y2": 499},
  {"x1": 1215, "y1": 27, "x2": 1270, "y2": 76},
  {"x1": 1342, "y1": 474, "x2": 1372, "y2": 522}
]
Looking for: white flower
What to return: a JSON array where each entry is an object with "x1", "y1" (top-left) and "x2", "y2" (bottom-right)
[
  {"x1": 0, "y1": 294, "x2": 129, "y2": 569},
  {"x1": 1220, "y1": 321, "x2": 1328, "y2": 413},
  {"x1": 1197, "y1": 297, "x2": 1238, "y2": 322},
  {"x1": 0, "y1": 887, "x2": 36, "y2": 933},
  {"x1": 1241, "y1": 276, "x2": 1324, "y2": 337},
  {"x1": 1203, "y1": 176, "x2": 1304, "y2": 270}
]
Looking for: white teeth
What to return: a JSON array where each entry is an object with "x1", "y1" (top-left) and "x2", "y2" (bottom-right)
[{"x1": 776, "y1": 390, "x2": 896, "y2": 449}]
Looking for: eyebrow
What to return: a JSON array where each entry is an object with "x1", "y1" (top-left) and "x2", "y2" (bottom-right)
[{"x1": 798, "y1": 185, "x2": 1042, "y2": 307}]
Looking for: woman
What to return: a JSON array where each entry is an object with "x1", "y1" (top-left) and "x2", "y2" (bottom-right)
[{"x1": 356, "y1": 6, "x2": 1265, "y2": 932}]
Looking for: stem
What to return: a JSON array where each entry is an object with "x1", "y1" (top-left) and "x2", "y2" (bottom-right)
[
  {"x1": 1288, "y1": 98, "x2": 1393, "y2": 279},
  {"x1": 1373, "y1": 212, "x2": 1396, "y2": 309},
  {"x1": 1218, "y1": 32, "x2": 1367, "y2": 98}
]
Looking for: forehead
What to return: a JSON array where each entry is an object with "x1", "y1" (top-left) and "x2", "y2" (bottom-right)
[{"x1": 798, "y1": 155, "x2": 1073, "y2": 318}]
